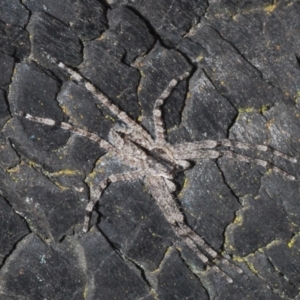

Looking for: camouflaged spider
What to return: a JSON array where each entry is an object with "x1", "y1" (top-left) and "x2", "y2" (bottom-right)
[{"x1": 18, "y1": 60, "x2": 297, "y2": 282}]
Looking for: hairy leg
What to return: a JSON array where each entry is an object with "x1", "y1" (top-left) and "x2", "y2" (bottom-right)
[
  {"x1": 174, "y1": 145, "x2": 296, "y2": 180},
  {"x1": 84, "y1": 169, "x2": 145, "y2": 232},
  {"x1": 145, "y1": 175, "x2": 241, "y2": 282},
  {"x1": 55, "y1": 61, "x2": 154, "y2": 149},
  {"x1": 172, "y1": 139, "x2": 297, "y2": 163},
  {"x1": 18, "y1": 112, "x2": 116, "y2": 153},
  {"x1": 153, "y1": 72, "x2": 189, "y2": 145}
]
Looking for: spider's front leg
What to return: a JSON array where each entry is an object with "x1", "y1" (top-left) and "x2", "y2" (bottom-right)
[
  {"x1": 152, "y1": 72, "x2": 190, "y2": 145},
  {"x1": 17, "y1": 112, "x2": 116, "y2": 153},
  {"x1": 55, "y1": 60, "x2": 154, "y2": 150}
]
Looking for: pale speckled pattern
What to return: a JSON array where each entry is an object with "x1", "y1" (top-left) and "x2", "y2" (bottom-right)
[{"x1": 19, "y1": 60, "x2": 297, "y2": 283}]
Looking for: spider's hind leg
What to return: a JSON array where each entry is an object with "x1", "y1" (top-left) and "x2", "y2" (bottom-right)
[
  {"x1": 84, "y1": 169, "x2": 145, "y2": 232},
  {"x1": 175, "y1": 222, "x2": 243, "y2": 283},
  {"x1": 147, "y1": 175, "x2": 241, "y2": 283}
]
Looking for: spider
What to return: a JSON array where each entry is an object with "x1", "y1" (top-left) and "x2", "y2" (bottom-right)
[{"x1": 17, "y1": 59, "x2": 297, "y2": 282}]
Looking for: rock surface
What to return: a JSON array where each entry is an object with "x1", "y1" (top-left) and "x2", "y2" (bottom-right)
[{"x1": 0, "y1": 1, "x2": 300, "y2": 299}]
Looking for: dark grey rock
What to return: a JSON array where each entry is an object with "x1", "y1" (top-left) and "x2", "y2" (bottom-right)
[
  {"x1": 247, "y1": 251, "x2": 299, "y2": 298},
  {"x1": 0, "y1": 52, "x2": 14, "y2": 90},
  {"x1": 0, "y1": 91, "x2": 9, "y2": 129},
  {"x1": 203, "y1": 264, "x2": 282, "y2": 300},
  {"x1": 57, "y1": 81, "x2": 115, "y2": 141},
  {"x1": 206, "y1": 1, "x2": 300, "y2": 99},
  {"x1": 0, "y1": 20, "x2": 30, "y2": 59},
  {"x1": 7, "y1": 62, "x2": 69, "y2": 156},
  {"x1": 218, "y1": 155, "x2": 264, "y2": 198},
  {"x1": 107, "y1": 6, "x2": 154, "y2": 64},
  {"x1": 179, "y1": 160, "x2": 239, "y2": 250},
  {"x1": 0, "y1": 162, "x2": 86, "y2": 241},
  {"x1": 0, "y1": 0, "x2": 29, "y2": 27},
  {"x1": 22, "y1": 0, "x2": 107, "y2": 40},
  {"x1": 0, "y1": 133, "x2": 19, "y2": 169},
  {"x1": 262, "y1": 174, "x2": 300, "y2": 228},
  {"x1": 178, "y1": 69, "x2": 236, "y2": 142},
  {"x1": 7, "y1": 61, "x2": 105, "y2": 175},
  {"x1": 229, "y1": 112, "x2": 269, "y2": 145},
  {"x1": 178, "y1": 25, "x2": 287, "y2": 110},
  {"x1": 27, "y1": 12, "x2": 82, "y2": 66},
  {"x1": 96, "y1": 177, "x2": 175, "y2": 271},
  {"x1": 263, "y1": 103, "x2": 300, "y2": 160},
  {"x1": 0, "y1": 234, "x2": 85, "y2": 300},
  {"x1": 80, "y1": 230, "x2": 151, "y2": 300},
  {"x1": 153, "y1": 248, "x2": 209, "y2": 299},
  {"x1": 225, "y1": 189, "x2": 295, "y2": 257},
  {"x1": 107, "y1": 0, "x2": 207, "y2": 47},
  {"x1": 9, "y1": 62, "x2": 62, "y2": 120},
  {"x1": 0, "y1": 195, "x2": 29, "y2": 265},
  {"x1": 80, "y1": 36, "x2": 141, "y2": 119},
  {"x1": 265, "y1": 237, "x2": 300, "y2": 291},
  {"x1": 0, "y1": 1, "x2": 300, "y2": 299}
]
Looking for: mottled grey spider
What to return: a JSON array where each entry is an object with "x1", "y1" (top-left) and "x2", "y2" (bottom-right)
[{"x1": 18, "y1": 59, "x2": 297, "y2": 282}]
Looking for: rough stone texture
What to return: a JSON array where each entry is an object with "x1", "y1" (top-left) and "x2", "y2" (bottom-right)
[
  {"x1": 0, "y1": 1, "x2": 300, "y2": 299},
  {"x1": 0, "y1": 51, "x2": 14, "y2": 90},
  {"x1": 0, "y1": 196, "x2": 29, "y2": 265},
  {"x1": 0, "y1": 162, "x2": 86, "y2": 241},
  {"x1": 79, "y1": 230, "x2": 151, "y2": 299},
  {"x1": 27, "y1": 12, "x2": 82, "y2": 67},
  {"x1": 22, "y1": 0, "x2": 107, "y2": 40},
  {"x1": 0, "y1": 20, "x2": 30, "y2": 59},
  {"x1": 203, "y1": 265, "x2": 283, "y2": 300},
  {"x1": 86, "y1": 155, "x2": 175, "y2": 271},
  {"x1": 178, "y1": 24, "x2": 288, "y2": 110},
  {"x1": 179, "y1": 160, "x2": 239, "y2": 250},
  {"x1": 177, "y1": 69, "x2": 236, "y2": 142},
  {"x1": 153, "y1": 248, "x2": 209, "y2": 299},
  {"x1": 0, "y1": 92, "x2": 9, "y2": 129},
  {"x1": 107, "y1": 0, "x2": 207, "y2": 47},
  {"x1": 80, "y1": 36, "x2": 141, "y2": 120},
  {"x1": 225, "y1": 190, "x2": 295, "y2": 256},
  {"x1": 0, "y1": 0, "x2": 29, "y2": 27},
  {"x1": 207, "y1": 1, "x2": 300, "y2": 100},
  {"x1": 107, "y1": 6, "x2": 155, "y2": 64},
  {"x1": 0, "y1": 234, "x2": 85, "y2": 299}
]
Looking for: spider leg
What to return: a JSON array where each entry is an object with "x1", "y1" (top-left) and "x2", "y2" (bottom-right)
[
  {"x1": 172, "y1": 145, "x2": 296, "y2": 180},
  {"x1": 153, "y1": 72, "x2": 189, "y2": 145},
  {"x1": 145, "y1": 175, "x2": 240, "y2": 282},
  {"x1": 175, "y1": 223, "x2": 243, "y2": 283},
  {"x1": 177, "y1": 223, "x2": 243, "y2": 273},
  {"x1": 17, "y1": 112, "x2": 116, "y2": 153},
  {"x1": 220, "y1": 150, "x2": 295, "y2": 180},
  {"x1": 172, "y1": 139, "x2": 297, "y2": 163},
  {"x1": 55, "y1": 61, "x2": 154, "y2": 149},
  {"x1": 84, "y1": 169, "x2": 145, "y2": 232},
  {"x1": 220, "y1": 139, "x2": 297, "y2": 163}
]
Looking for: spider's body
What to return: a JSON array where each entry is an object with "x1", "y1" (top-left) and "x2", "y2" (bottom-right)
[{"x1": 18, "y1": 60, "x2": 297, "y2": 282}]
